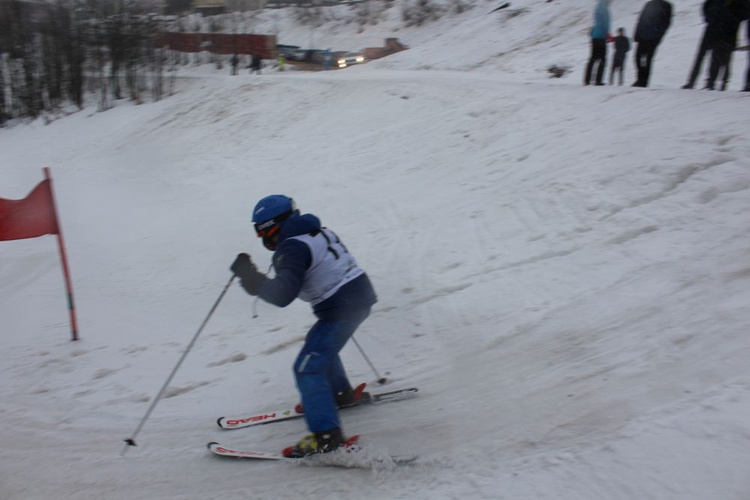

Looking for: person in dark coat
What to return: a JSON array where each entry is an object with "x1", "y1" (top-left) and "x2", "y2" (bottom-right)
[
  {"x1": 250, "y1": 54, "x2": 262, "y2": 75},
  {"x1": 633, "y1": 0, "x2": 673, "y2": 87},
  {"x1": 744, "y1": 20, "x2": 750, "y2": 91},
  {"x1": 682, "y1": 0, "x2": 724, "y2": 89},
  {"x1": 610, "y1": 27, "x2": 631, "y2": 85},
  {"x1": 585, "y1": 0, "x2": 611, "y2": 86},
  {"x1": 704, "y1": 0, "x2": 750, "y2": 90}
]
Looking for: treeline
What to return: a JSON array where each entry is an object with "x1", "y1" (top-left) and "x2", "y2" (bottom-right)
[{"x1": 0, "y1": 0, "x2": 175, "y2": 127}]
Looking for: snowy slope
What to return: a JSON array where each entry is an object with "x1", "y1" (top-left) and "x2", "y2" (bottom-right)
[{"x1": 2, "y1": 0, "x2": 750, "y2": 498}]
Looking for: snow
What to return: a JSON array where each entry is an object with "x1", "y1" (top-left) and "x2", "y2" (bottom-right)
[{"x1": 2, "y1": 0, "x2": 750, "y2": 498}]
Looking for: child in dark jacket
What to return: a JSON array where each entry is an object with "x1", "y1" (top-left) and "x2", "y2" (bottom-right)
[{"x1": 610, "y1": 28, "x2": 631, "y2": 85}]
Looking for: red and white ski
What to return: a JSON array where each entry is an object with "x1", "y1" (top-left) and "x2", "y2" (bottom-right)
[
  {"x1": 207, "y1": 437, "x2": 418, "y2": 467},
  {"x1": 207, "y1": 442, "x2": 284, "y2": 460},
  {"x1": 217, "y1": 387, "x2": 418, "y2": 430}
]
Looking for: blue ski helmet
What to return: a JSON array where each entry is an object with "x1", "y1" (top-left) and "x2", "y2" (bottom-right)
[{"x1": 252, "y1": 195, "x2": 298, "y2": 250}]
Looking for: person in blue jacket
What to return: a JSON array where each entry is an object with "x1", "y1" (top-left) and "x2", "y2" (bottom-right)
[
  {"x1": 585, "y1": 0, "x2": 611, "y2": 86},
  {"x1": 230, "y1": 195, "x2": 377, "y2": 458}
]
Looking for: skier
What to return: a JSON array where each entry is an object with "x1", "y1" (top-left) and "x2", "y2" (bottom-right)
[{"x1": 230, "y1": 195, "x2": 377, "y2": 458}]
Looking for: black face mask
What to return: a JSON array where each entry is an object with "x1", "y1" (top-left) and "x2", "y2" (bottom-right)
[
  {"x1": 255, "y1": 209, "x2": 295, "y2": 251},
  {"x1": 255, "y1": 222, "x2": 279, "y2": 251},
  {"x1": 262, "y1": 232, "x2": 278, "y2": 251}
]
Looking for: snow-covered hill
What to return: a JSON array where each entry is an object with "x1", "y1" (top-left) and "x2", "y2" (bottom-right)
[{"x1": 2, "y1": 0, "x2": 750, "y2": 498}]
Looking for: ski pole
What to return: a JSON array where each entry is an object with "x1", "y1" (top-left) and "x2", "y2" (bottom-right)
[
  {"x1": 121, "y1": 274, "x2": 236, "y2": 456},
  {"x1": 351, "y1": 335, "x2": 387, "y2": 385}
]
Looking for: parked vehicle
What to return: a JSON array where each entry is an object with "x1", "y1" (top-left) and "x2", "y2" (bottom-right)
[
  {"x1": 277, "y1": 44, "x2": 301, "y2": 60},
  {"x1": 337, "y1": 52, "x2": 365, "y2": 68},
  {"x1": 289, "y1": 48, "x2": 310, "y2": 61}
]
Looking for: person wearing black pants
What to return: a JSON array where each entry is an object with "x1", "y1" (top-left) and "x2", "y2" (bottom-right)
[
  {"x1": 683, "y1": 0, "x2": 723, "y2": 89},
  {"x1": 585, "y1": 0, "x2": 611, "y2": 86},
  {"x1": 634, "y1": 41, "x2": 661, "y2": 87},
  {"x1": 633, "y1": 0, "x2": 673, "y2": 87},
  {"x1": 705, "y1": 0, "x2": 750, "y2": 90},
  {"x1": 743, "y1": 19, "x2": 750, "y2": 91},
  {"x1": 585, "y1": 39, "x2": 608, "y2": 85},
  {"x1": 610, "y1": 28, "x2": 631, "y2": 85}
]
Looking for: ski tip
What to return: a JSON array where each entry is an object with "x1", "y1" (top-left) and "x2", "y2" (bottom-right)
[
  {"x1": 344, "y1": 434, "x2": 361, "y2": 448},
  {"x1": 216, "y1": 417, "x2": 225, "y2": 428}
]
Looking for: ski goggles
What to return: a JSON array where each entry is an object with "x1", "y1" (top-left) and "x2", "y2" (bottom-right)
[
  {"x1": 254, "y1": 208, "x2": 294, "y2": 239},
  {"x1": 254, "y1": 218, "x2": 279, "y2": 238}
]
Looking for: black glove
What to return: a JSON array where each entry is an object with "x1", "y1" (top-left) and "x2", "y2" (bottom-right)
[{"x1": 230, "y1": 253, "x2": 267, "y2": 296}]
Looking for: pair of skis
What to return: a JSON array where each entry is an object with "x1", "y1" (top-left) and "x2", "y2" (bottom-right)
[{"x1": 208, "y1": 387, "x2": 419, "y2": 466}]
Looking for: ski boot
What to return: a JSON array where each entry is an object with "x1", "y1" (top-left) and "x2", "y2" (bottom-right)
[
  {"x1": 294, "y1": 383, "x2": 371, "y2": 413},
  {"x1": 282, "y1": 428, "x2": 345, "y2": 458},
  {"x1": 335, "y1": 382, "x2": 371, "y2": 408}
]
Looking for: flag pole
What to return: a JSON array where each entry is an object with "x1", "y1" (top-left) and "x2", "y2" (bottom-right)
[{"x1": 44, "y1": 167, "x2": 79, "y2": 341}]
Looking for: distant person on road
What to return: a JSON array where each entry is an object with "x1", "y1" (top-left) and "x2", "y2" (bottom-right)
[
  {"x1": 632, "y1": 0, "x2": 673, "y2": 87},
  {"x1": 584, "y1": 0, "x2": 611, "y2": 86},
  {"x1": 230, "y1": 54, "x2": 239, "y2": 76},
  {"x1": 610, "y1": 27, "x2": 631, "y2": 85},
  {"x1": 278, "y1": 54, "x2": 286, "y2": 72},
  {"x1": 250, "y1": 54, "x2": 262, "y2": 75},
  {"x1": 323, "y1": 49, "x2": 333, "y2": 71}
]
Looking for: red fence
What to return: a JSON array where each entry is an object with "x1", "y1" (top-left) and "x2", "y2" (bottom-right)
[{"x1": 155, "y1": 33, "x2": 277, "y2": 58}]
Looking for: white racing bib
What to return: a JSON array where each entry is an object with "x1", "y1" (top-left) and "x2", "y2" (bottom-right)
[{"x1": 288, "y1": 228, "x2": 363, "y2": 305}]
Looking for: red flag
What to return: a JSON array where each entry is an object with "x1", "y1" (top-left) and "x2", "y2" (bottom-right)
[{"x1": 0, "y1": 179, "x2": 59, "y2": 241}]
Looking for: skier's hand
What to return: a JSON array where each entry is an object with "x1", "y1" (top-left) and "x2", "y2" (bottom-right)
[
  {"x1": 231, "y1": 253, "x2": 253, "y2": 276},
  {"x1": 231, "y1": 253, "x2": 267, "y2": 295}
]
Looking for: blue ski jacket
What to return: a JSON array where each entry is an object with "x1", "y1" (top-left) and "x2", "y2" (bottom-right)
[
  {"x1": 257, "y1": 213, "x2": 377, "y2": 321},
  {"x1": 591, "y1": 0, "x2": 611, "y2": 40}
]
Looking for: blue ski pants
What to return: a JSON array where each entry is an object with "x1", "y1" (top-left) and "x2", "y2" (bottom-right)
[{"x1": 293, "y1": 308, "x2": 370, "y2": 432}]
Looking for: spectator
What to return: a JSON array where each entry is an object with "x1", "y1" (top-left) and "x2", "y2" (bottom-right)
[
  {"x1": 682, "y1": 0, "x2": 723, "y2": 89},
  {"x1": 230, "y1": 54, "x2": 239, "y2": 76},
  {"x1": 704, "y1": 0, "x2": 750, "y2": 90},
  {"x1": 610, "y1": 27, "x2": 631, "y2": 85},
  {"x1": 633, "y1": 0, "x2": 673, "y2": 87},
  {"x1": 584, "y1": 0, "x2": 611, "y2": 86},
  {"x1": 250, "y1": 54, "x2": 262, "y2": 75}
]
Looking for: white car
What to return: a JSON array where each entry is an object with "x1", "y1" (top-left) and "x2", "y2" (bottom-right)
[{"x1": 337, "y1": 52, "x2": 365, "y2": 68}]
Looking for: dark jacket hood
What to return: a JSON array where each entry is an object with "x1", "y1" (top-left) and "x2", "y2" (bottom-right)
[{"x1": 278, "y1": 213, "x2": 321, "y2": 241}]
